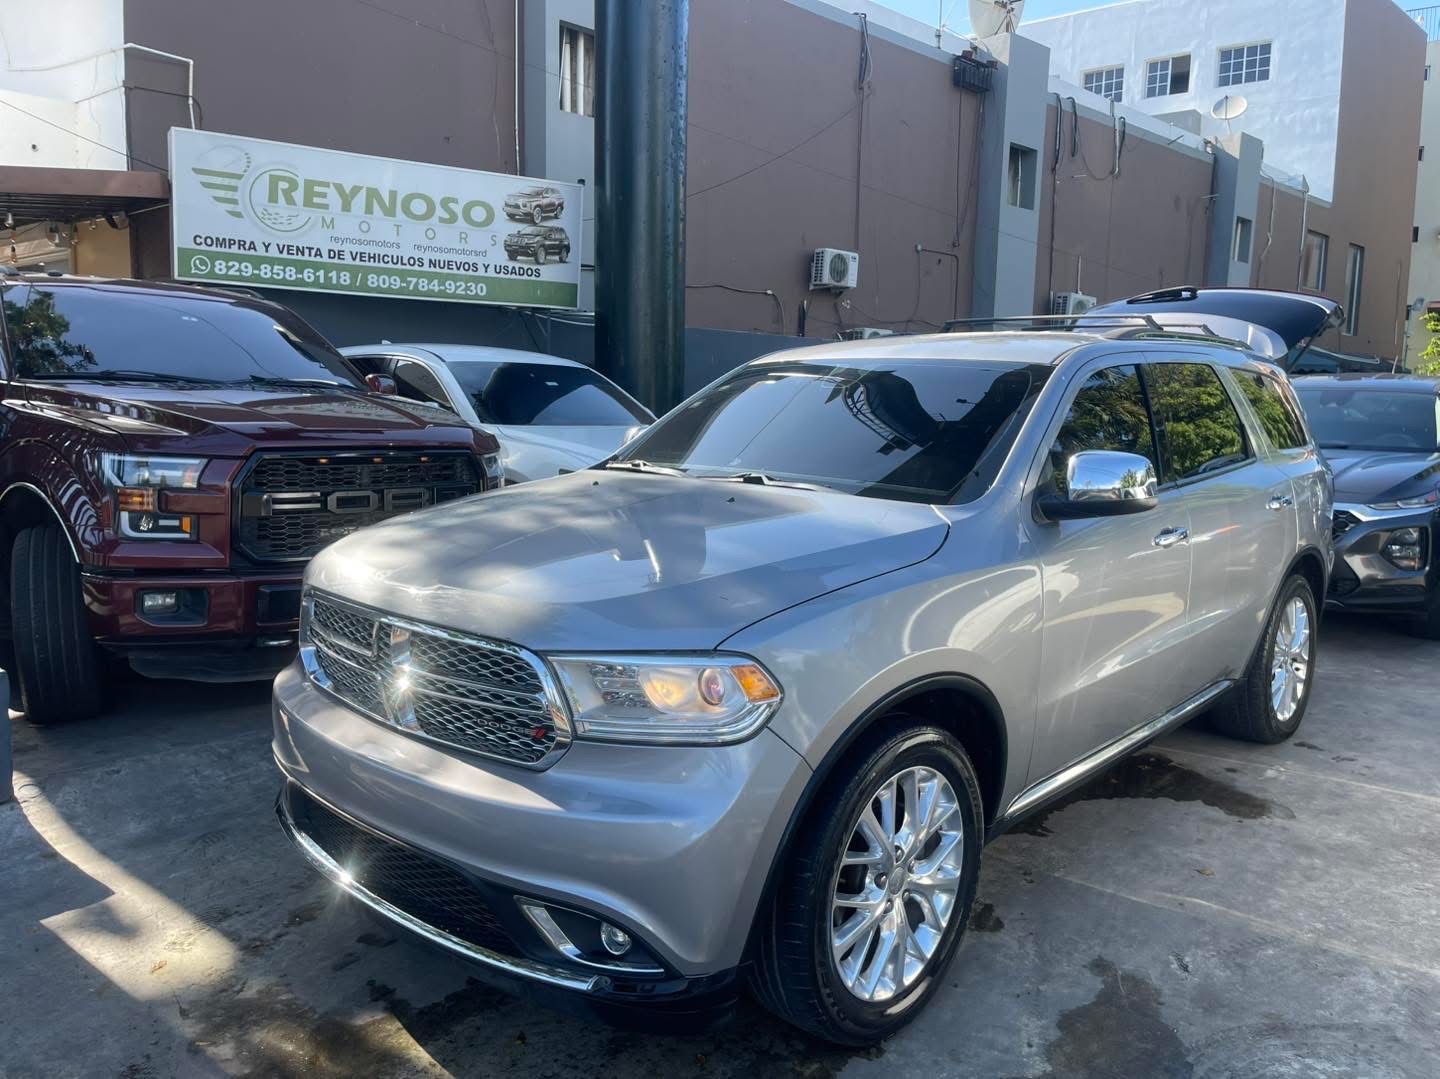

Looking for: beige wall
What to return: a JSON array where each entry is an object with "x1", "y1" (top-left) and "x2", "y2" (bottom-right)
[
  {"x1": 71, "y1": 217, "x2": 133, "y2": 277},
  {"x1": 1033, "y1": 106, "x2": 1214, "y2": 310}
]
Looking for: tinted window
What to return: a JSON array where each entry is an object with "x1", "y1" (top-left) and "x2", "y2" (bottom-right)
[
  {"x1": 3, "y1": 284, "x2": 362, "y2": 386},
  {"x1": 392, "y1": 359, "x2": 452, "y2": 408},
  {"x1": 1145, "y1": 363, "x2": 1250, "y2": 481},
  {"x1": 1293, "y1": 385, "x2": 1440, "y2": 451},
  {"x1": 1233, "y1": 371, "x2": 1308, "y2": 450},
  {"x1": 1048, "y1": 365, "x2": 1156, "y2": 495},
  {"x1": 448, "y1": 360, "x2": 651, "y2": 426},
  {"x1": 618, "y1": 360, "x2": 1052, "y2": 504}
]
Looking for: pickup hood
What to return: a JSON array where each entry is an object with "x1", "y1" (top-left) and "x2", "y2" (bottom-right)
[
  {"x1": 19, "y1": 380, "x2": 480, "y2": 454},
  {"x1": 1324, "y1": 449, "x2": 1440, "y2": 505},
  {"x1": 307, "y1": 470, "x2": 950, "y2": 651}
]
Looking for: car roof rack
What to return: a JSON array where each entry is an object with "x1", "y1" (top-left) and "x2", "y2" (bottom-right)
[{"x1": 941, "y1": 312, "x2": 1251, "y2": 351}]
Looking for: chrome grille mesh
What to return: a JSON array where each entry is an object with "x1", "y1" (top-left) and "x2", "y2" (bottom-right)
[{"x1": 303, "y1": 593, "x2": 569, "y2": 768}]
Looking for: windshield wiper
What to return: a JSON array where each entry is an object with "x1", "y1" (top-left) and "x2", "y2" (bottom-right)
[
  {"x1": 25, "y1": 368, "x2": 229, "y2": 384},
  {"x1": 703, "y1": 470, "x2": 830, "y2": 492},
  {"x1": 237, "y1": 375, "x2": 349, "y2": 390},
  {"x1": 602, "y1": 458, "x2": 689, "y2": 476}
]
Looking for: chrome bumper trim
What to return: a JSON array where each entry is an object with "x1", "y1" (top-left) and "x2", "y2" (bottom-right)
[{"x1": 276, "y1": 782, "x2": 602, "y2": 994}]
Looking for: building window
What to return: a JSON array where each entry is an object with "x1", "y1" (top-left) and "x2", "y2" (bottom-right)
[
  {"x1": 1301, "y1": 230, "x2": 1328, "y2": 291},
  {"x1": 1218, "y1": 42, "x2": 1271, "y2": 87},
  {"x1": 1343, "y1": 244, "x2": 1364, "y2": 335},
  {"x1": 559, "y1": 24, "x2": 595, "y2": 117},
  {"x1": 1082, "y1": 66, "x2": 1125, "y2": 102},
  {"x1": 1233, "y1": 217, "x2": 1253, "y2": 264},
  {"x1": 1145, "y1": 55, "x2": 1191, "y2": 98},
  {"x1": 1007, "y1": 144, "x2": 1037, "y2": 210}
]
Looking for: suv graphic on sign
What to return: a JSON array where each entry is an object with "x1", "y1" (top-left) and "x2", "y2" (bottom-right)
[
  {"x1": 504, "y1": 186, "x2": 566, "y2": 224},
  {"x1": 504, "y1": 225, "x2": 570, "y2": 264}
]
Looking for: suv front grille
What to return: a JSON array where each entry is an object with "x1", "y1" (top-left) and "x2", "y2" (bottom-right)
[
  {"x1": 303, "y1": 592, "x2": 570, "y2": 768},
  {"x1": 1333, "y1": 510, "x2": 1361, "y2": 540},
  {"x1": 287, "y1": 786, "x2": 519, "y2": 956},
  {"x1": 236, "y1": 452, "x2": 479, "y2": 562}
]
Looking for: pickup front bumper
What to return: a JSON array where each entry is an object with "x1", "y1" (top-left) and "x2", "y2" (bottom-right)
[{"x1": 1327, "y1": 503, "x2": 1437, "y2": 613}]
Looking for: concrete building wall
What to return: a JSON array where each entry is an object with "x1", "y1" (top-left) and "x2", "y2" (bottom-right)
[
  {"x1": 1025, "y1": 0, "x2": 1349, "y2": 200},
  {"x1": 1406, "y1": 38, "x2": 1440, "y2": 361}
]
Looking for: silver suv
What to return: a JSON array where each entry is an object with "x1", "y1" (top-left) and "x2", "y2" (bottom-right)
[{"x1": 273, "y1": 319, "x2": 1331, "y2": 1043}]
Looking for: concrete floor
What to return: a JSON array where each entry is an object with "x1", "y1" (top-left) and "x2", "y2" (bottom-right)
[{"x1": 5, "y1": 614, "x2": 1438, "y2": 1078}]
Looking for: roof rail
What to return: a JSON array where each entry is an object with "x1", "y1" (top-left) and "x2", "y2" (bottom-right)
[{"x1": 941, "y1": 312, "x2": 1251, "y2": 351}]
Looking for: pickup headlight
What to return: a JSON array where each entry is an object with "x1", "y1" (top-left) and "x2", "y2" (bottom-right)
[
  {"x1": 99, "y1": 453, "x2": 207, "y2": 539},
  {"x1": 548, "y1": 653, "x2": 782, "y2": 745},
  {"x1": 1370, "y1": 489, "x2": 1440, "y2": 510}
]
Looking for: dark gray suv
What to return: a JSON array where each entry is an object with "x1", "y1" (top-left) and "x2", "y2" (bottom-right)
[{"x1": 273, "y1": 318, "x2": 1332, "y2": 1043}]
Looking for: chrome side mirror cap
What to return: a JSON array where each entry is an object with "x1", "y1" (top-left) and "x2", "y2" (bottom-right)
[{"x1": 1037, "y1": 450, "x2": 1159, "y2": 520}]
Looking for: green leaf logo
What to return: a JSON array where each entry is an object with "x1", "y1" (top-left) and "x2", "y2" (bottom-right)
[{"x1": 190, "y1": 144, "x2": 251, "y2": 220}]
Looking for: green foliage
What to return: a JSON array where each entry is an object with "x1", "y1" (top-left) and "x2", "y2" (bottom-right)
[
  {"x1": 1418, "y1": 312, "x2": 1440, "y2": 376},
  {"x1": 3, "y1": 290, "x2": 90, "y2": 376}
]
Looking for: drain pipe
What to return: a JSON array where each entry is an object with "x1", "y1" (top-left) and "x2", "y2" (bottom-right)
[
  {"x1": 1296, "y1": 176, "x2": 1310, "y2": 289},
  {"x1": 8, "y1": 43, "x2": 196, "y2": 129}
]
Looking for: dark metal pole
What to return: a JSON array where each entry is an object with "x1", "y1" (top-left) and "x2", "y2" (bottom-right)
[{"x1": 595, "y1": 0, "x2": 688, "y2": 413}]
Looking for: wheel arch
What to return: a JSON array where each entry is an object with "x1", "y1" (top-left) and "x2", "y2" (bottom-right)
[
  {"x1": 0, "y1": 483, "x2": 82, "y2": 624},
  {"x1": 1286, "y1": 545, "x2": 1328, "y2": 609}
]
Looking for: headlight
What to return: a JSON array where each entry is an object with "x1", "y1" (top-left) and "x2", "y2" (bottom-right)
[
  {"x1": 1382, "y1": 526, "x2": 1428, "y2": 571},
  {"x1": 98, "y1": 453, "x2": 206, "y2": 539},
  {"x1": 548, "y1": 653, "x2": 782, "y2": 745},
  {"x1": 1370, "y1": 489, "x2": 1440, "y2": 510},
  {"x1": 480, "y1": 451, "x2": 505, "y2": 485}
]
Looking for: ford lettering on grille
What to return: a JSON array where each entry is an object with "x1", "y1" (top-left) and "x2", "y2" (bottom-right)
[{"x1": 301, "y1": 592, "x2": 572, "y2": 768}]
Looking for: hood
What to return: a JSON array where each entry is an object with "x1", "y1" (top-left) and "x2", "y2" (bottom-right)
[
  {"x1": 306, "y1": 470, "x2": 949, "y2": 651},
  {"x1": 495, "y1": 423, "x2": 645, "y2": 481},
  {"x1": 21, "y1": 380, "x2": 482, "y2": 454},
  {"x1": 1088, "y1": 287, "x2": 1342, "y2": 364},
  {"x1": 1324, "y1": 448, "x2": 1440, "y2": 505}
]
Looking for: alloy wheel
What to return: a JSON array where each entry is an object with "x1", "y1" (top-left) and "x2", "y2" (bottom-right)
[
  {"x1": 829, "y1": 765, "x2": 964, "y2": 1003},
  {"x1": 1270, "y1": 595, "x2": 1312, "y2": 722}
]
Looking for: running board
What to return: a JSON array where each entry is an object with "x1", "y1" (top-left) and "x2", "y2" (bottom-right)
[{"x1": 996, "y1": 679, "x2": 1234, "y2": 829}]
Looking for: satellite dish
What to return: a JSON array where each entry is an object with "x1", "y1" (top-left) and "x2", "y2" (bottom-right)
[
  {"x1": 968, "y1": 0, "x2": 1025, "y2": 37},
  {"x1": 1210, "y1": 94, "x2": 1249, "y2": 121}
]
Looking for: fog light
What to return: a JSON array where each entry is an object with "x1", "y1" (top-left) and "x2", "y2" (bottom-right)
[
  {"x1": 600, "y1": 922, "x2": 632, "y2": 956},
  {"x1": 140, "y1": 590, "x2": 179, "y2": 615},
  {"x1": 1382, "y1": 527, "x2": 1427, "y2": 571}
]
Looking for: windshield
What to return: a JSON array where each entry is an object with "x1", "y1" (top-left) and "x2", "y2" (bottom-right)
[
  {"x1": 1293, "y1": 385, "x2": 1440, "y2": 451},
  {"x1": 2, "y1": 284, "x2": 364, "y2": 386},
  {"x1": 449, "y1": 359, "x2": 652, "y2": 426},
  {"x1": 616, "y1": 359, "x2": 1051, "y2": 503}
]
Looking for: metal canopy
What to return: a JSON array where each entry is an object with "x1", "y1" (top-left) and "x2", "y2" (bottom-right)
[{"x1": 0, "y1": 166, "x2": 169, "y2": 225}]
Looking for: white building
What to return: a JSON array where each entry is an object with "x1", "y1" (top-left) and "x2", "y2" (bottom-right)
[
  {"x1": 1407, "y1": 11, "x2": 1440, "y2": 363},
  {"x1": 1024, "y1": 0, "x2": 1349, "y2": 200}
]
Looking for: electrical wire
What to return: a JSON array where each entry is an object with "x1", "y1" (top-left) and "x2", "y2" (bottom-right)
[
  {"x1": 687, "y1": 283, "x2": 786, "y2": 335},
  {"x1": 122, "y1": 84, "x2": 205, "y2": 130},
  {"x1": 0, "y1": 98, "x2": 167, "y2": 171},
  {"x1": 686, "y1": 103, "x2": 861, "y2": 201}
]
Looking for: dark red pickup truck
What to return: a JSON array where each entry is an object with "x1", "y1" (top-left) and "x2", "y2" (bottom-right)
[{"x1": 0, "y1": 274, "x2": 500, "y2": 722}]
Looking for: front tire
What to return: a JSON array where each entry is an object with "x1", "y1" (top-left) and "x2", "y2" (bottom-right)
[
  {"x1": 750, "y1": 724, "x2": 983, "y2": 1045},
  {"x1": 10, "y1": 523, "x2": 104, "y2": 723},
  {"x1": 559, "y1": 246, "x2": 571, "y2": 263},
  {"x1": 535, "y1": 247, "x2": 547, "y2": 265},
  {"x1": 531, "y1": 206, "x2": 544, "y2": 225},
  {"x1": 1209, "y1": 573, "x2": 1317, "y2": 743}
]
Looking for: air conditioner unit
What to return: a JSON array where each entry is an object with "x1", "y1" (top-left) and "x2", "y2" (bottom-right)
[
  {"x1": 1050, "y1": 291, "x2": 1097, "y2": 316},
  {"x1": 811, "y1": 248, "x2": 860, "y2": 290},
  {"x1": 839, "y1": 327, "x2": 896, "y2": 341}
]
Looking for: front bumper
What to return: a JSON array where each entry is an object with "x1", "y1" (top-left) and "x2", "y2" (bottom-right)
[
  {"x1": 83, "y1": 570, "x2": 302, "y2": 639},
  {"x1": 271, "y1": 661, "x2": 810, "y2": 988},
  {"x1": 1327, "y1": 504, "x2": 1436, "y2": 613}
]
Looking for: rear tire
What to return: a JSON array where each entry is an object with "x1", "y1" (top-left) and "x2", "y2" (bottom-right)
[
  {"x1": 1209, "y1": 573, "x2": 1316, "y2": 744},
  {"x1": 750, "y1": 724, "x2": 983, "y2": 1045},
  {"x1": 9, "y1": 523, "x2": 104, "y2": 724}
]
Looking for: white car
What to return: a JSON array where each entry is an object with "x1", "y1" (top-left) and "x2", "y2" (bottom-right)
[{"x1": 341, "y1": 344, "x2": 654, "y2": 483}]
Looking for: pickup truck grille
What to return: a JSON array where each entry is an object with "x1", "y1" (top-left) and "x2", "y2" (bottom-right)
[
  {"x1": 236, "y1": 452, "x2": 478, "y2": 562},
  {"x1": 302, "y1": 592, "x2": 570, "y2": 768}
]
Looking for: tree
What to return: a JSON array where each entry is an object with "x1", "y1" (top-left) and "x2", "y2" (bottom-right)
[{"x1": 1417, "y1": 312, "x2": 1440, "y2": 376}]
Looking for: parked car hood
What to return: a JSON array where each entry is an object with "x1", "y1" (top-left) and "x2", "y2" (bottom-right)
[
  {"x1": 306, "y1": 470, "x2": 950, "y2": 651},
  {"x1": 1324, "y1": 448, "x2": 1440, "y2": 505},
  {"x1": 495, "y1": 424, "x2": 644, "y2": 482},
  {"x1": 18, "y1": 380, "x2": 481, "y2": 455}
]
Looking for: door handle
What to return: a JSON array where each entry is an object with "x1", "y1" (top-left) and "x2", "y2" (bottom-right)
[
  {"x1": 1267, "y1": 493, "x2": 1295, "y2": 511},
  {"x1": 1153, "y1": 527, "x2": 1189, "y2": 548}
]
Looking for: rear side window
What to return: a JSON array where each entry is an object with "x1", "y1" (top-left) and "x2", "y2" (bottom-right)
[
  {"x1": 1145, "y1": 363, "x2": 1250, "y2": 481},
  {"x1": 391, "y1": 359, "x2": 452, "y2": 408},
  {"x1": 1233, "y1": 371, "x2": 1309, "y2": 450},
  {"x1": 1048, "y1": 365, "x2": 1156, "y2": 495}
]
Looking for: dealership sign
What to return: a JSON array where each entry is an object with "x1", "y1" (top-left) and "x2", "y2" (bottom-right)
[{"x1": 169, "y1": 129, "x2": 582, "y2": 308}]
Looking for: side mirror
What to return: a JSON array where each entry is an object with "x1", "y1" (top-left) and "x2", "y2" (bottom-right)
[
  {"x1": 365, "y1": 373, "x2": 398, "y2": 395},
  {"x1": 1037, "y1": 450, "x2": 1158, "y2": 520}
]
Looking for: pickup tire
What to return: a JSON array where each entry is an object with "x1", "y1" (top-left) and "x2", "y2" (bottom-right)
[
  {"x1": 1209, "y1": 573, "x2": 1316, "y2": 744},
  {"x1": 10, "y1": 523, "x2": 104, "y2": 724},
  {"x1": 749, "y1": 723, "x2": 982, "y2": 1045}
]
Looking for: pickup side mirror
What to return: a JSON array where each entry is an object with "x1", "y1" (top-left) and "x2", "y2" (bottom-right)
[
  {"x1": 365, "y1": 373, "x2": 398, "y2": 395},
  {"x1": 1037, "y1": 450, "x2": 1159, "y2": 520}
]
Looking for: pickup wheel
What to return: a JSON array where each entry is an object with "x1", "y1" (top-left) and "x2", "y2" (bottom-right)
[
  {"x1": 10, "y1": 523, "x2": 104, "y2": 724},
  {"x1": 750, "y1": 724, "x2": 982, "y2": 1045},
  {"x1": 1209, "y1": 573, "x2": 1317, "y2": 744}
]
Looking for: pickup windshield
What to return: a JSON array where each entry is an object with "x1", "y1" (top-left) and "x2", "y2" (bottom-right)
[
  {"x1": 1293, "y1": 384, "x2": 1440, "y2": 451},
  {"x1": 2, "y1": 283, "x2": 364, "y2": 387},
  {"x1": 615, "y1": 359, "x2": 1051, "y2": 504}
]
